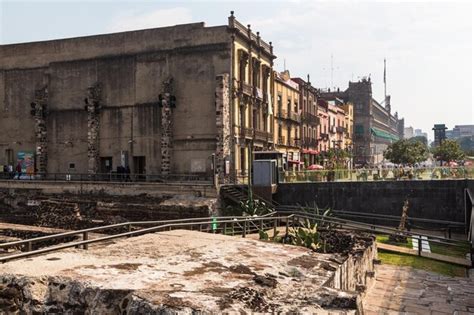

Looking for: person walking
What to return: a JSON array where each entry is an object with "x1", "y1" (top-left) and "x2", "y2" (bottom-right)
[{"x1": 15, "y1": 162, "x2": 22, "y2": 180}]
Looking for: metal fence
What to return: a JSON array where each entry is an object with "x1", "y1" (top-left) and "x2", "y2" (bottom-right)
[
  {"x1": 281, "y1": 166, "x2": 474, "y2": 183},
  {"x1": 0, "y1": 209, "x2": 471, "y2": 266},
  {"x1": 0, "y1": 172, "x2": 213, "y2": 183}
]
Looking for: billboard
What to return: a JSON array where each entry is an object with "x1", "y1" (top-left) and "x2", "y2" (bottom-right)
[{"x1": 17, "y1": 151, "x2": 35, "y2": 174}]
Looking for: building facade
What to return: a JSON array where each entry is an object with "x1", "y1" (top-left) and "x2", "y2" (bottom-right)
[
  {"x1": 292, "y1": 76, "x2": 319, "y2": 166},
  {"x1": 230, "y1": 14, "x2": 275, "y2": 180},
  {"x1": 273, "y1": 70, "x2": 301, "y2": 170},
  {"x1": 0, "y1": 12, "x2": 276, "y2": 184},
  {"x1": 320, "y1": 78, "x2": 404, "y2": 166},
  {"x1": 404, "y1": 127, "x2": 414, "y2": 139}
]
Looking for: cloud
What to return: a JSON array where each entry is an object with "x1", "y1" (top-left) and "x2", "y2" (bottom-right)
[{"x1": 106, "y1": 7, "x2": 193, "y2": 33}]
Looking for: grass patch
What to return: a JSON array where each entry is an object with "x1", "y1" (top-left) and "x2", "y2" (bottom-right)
[
  {"x1": 378, "y1": 249, "x2": 467, "y2": 277},
  {"x1": 429, "y1": 241, "x2": 470, "y2": 258},
  {"x1": 376, "y1": 234, "x2": 412, "y2": 249}
]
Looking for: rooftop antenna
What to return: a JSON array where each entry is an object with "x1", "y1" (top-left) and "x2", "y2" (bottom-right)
[
  {"x1": 331, "y1": 54, "x2": 334, "y2": 90},
  {"x1": 384, "y1": 58, "x2": 387, "y2": 99}
]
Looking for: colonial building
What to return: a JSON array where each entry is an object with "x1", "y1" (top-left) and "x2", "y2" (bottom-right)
[
  {"x1": 292, "y1": 76, "x2": 319, "y2": 166},
  {"x1": 320, "y1": 78, "x2": 404, "y2": 165},
  {"x1": 342, "y1": 102, "x2": 354, "y2": 150},
  {"x1": 231, "y1": 14, "x2": 275, "y2": 180},
  {"x1": 317, "y1": 99, "x2": 330, "y2": 153},
  {"x1": 273, "y1": 70, "x2": 301, "y2": 170},
  {"x1": 0, "y1": 12, "x2": 274, "y2": 184}
]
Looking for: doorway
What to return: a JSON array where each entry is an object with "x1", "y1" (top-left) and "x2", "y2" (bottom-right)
[{"x1": 133, "y1": 156, "x2": 146, "y2": 180}]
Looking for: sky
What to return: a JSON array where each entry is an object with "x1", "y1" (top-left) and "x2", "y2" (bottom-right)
[{"x1": 1, "y1": 0, "x2": 472, "y2": 140}]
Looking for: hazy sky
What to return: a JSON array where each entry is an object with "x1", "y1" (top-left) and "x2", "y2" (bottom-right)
[{"x1": 1, "y1": 0, "x2": 472, "y2": 139}]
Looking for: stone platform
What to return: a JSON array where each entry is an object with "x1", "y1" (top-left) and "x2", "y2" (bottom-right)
[{"x1": 0, "y1": 230, "x2": 376, "y2": 314}]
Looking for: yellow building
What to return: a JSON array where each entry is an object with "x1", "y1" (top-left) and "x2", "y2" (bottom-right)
[
  {"x1": 342, "y1": 102, "x2": 354, "y2": 149},
  {"x1": 273, "y1": 70, "x2": 302, "y2": 171},
  {"x1": 228, "y1": 14, "x2": 275, "y2": 180}
]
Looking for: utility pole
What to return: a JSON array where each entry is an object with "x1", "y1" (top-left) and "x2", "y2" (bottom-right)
[
  {"x1": 384, "y1": 58, "x2": 387, "y2": 99},
  {"x1": 331, "y1": 54, "x2": 334, "y2": 90}
]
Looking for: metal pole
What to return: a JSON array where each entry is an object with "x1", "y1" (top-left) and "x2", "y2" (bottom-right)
[
  {"x1": 83, "y1": 232, "x2": 89, "y2": 250},
  {"x1": 223, "y1": 222, "x2": 227, "y2": 235},
  {"x1": 273, "y1": 218, "x2": 277, "y2": 238},
  {"x1": 417, "y1": 237, "x2": 421, "y2": 256},
  {"x1": 26, "y1": 241, "x2": 32, "y2": 252},
  {"x1": 242, "y1": 220, "x2": 247, "y2": 238}
]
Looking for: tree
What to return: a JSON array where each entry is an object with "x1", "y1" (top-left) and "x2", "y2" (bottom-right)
[
  {"x1": 457, "y1": 136, "x2": 474, "y2": 156},
  {"x1": 409, "y1": 136, "x2": 428, "y2": 146},
  {"x1": 384, "y1": 139, "x2": 429, "y2": 165},
  {"x1": 432, "y1": 139, "x2": 465, "y2": 163}
]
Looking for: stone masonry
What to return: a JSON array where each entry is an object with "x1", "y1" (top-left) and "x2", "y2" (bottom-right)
[
  {"x1": 86, "y1": 84, "x2": 101, "y2": 174},
  {"x1": 160, "y1": 77, "x2": 174, "y2": 175},
  {"x1": 33, "y1": 87, "x2": 48, "y2": 174},
  {"x1": 215, "y1": 74, "x2": 231, "y2": 184}
]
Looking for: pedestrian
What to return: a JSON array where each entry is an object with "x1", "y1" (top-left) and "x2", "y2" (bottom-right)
[{"x1": 15, "y1": 162, "x2": 22, "y2": 180}]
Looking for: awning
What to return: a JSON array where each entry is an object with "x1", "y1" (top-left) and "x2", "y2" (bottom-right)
[
  {"x1": 370, "y1": 127, "x2": 399, "y2": 141},
  {"x1": 288, "y1": 160, "x2": 303, "y2": 164}
]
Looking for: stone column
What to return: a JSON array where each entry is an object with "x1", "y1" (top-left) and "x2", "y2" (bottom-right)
[
  {"x1": 33, "y1": 87, "x2": 48, "y2": 174},
  {"x1": 215, "y1": 74, "x2": 231, "y2": 184},
  {"x1": 160, "y1": 78, "x2": 174, "y2": 175},
  {"x1": 85, "y1": 84, "x2": 101, "y2": 174}
]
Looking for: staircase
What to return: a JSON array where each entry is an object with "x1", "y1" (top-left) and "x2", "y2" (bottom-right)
[
  {"x1": 220, "y1": 185, "x2": 247, "y2": 205},
  {"x1": 219, "y1": 185, "x2": 279, "y2": 211}
]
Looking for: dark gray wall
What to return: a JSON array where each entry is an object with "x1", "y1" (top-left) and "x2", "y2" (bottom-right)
[{"x1": 275, "y1": 180, "x2": 474, "y2": 224}]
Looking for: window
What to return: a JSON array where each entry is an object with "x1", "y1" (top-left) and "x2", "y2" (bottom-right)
[
  {"x1": 355, "y1": 124, "x2": 364, "y2": 135},
  {"x1": 277, "y1": 95, "x2": 282, "y2": 113},
  {"x1": 5, "y1": 149, "x2": 13, "y2": 165},
  {"x1": 287, "y1": 98, "x2": 291, "y2": 113},
  {"x1": 68, "y1": 163, "x2": 75, "y2": 170}
]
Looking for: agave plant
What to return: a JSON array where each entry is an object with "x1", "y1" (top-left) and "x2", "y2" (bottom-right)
[
  {"x1": 239, "y1": 198, "x2": 272, "y2": 217},
  {"x1": 288, "y1": 219, "x2": 321, "y2": 251}
]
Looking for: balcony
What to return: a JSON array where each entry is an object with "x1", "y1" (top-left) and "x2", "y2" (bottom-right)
[
  {"x1": 303, "y1": 137, "x2": 318, "y2": 147},
  {"x1": 302, "y1": 113, "x2": 320, "y2": 125},
  {"x1": 278, "y1": 109, "x2": 289, "y2": 119},
  {"x1": 277, "y1": 136, "x2": 286, "y2": 146},
  {"x1": 336, "y1": 126, "x2": 347, "y2": 134},
  {"x1": 319, "y1": 133, "x2": 329, "y2": 141},
  {"x1": 289, "y1": 112, "x2": 301, "y2": 123},
  {"x1": 254, "y1": 129, "x2": 269, "y2": 142},
  {"x1": 240, "y1": 82, "x2": 253, "y2": 96},
  {"x1": 239, "y1": 127, "x2": 254, "y2": 139},
  {"x1": 288, "y1": 139, "x2": 301, "y2": 147},
  {"x1": 278, "y1": 109, "x2": 300, "y2": 123}
]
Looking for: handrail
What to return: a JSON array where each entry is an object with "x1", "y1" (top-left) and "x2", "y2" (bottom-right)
[
  {"x1": 0, "y1": 207, "x2": 470, "y2": 266},
  {"x1": 0, "y1": 212, "x2": 276, "y2": 249},
  {"x1": 0, "y1": 215, "x2": 291, "y2": 263},
  {"x1": 276, "y1": 209, "x2": 469, "y2": 245}
]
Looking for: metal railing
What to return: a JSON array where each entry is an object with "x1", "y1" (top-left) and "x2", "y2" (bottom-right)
[
  {"x1": 281, "y1": 167, "x2": 474, "y2": 183},
  {"x1": 0, "y1": 172, "x2": 213, "y2": 183},
  {"x1": 1, "y1": 207, "x2": 471, "y2": 266}
]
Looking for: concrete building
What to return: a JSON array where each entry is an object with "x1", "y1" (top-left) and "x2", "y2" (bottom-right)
[
  {"x1": 446, "y1": 125, "x2": 474, "y2": 139},
  {"x1": 273, "y1": 70, "x2": 301, "y2": 170},
  {"x1": 0, "y1": 12, "x2": 275, "y2": 183},
  {"x1": 432, "y1": 124, "x2": 448, "y2": 147},
  {"x1": 292, "y1": 76, "x2": 319, "y2": 166},
  {"x1": 414, "y1": 129, "x2": 428, "y2": 140},
  {"x1": 320, "y1": 78, "x2": 403, "y2": 166},
  {"x1": 404, "y1": 127, "x2": 414, "y2": 139}
]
